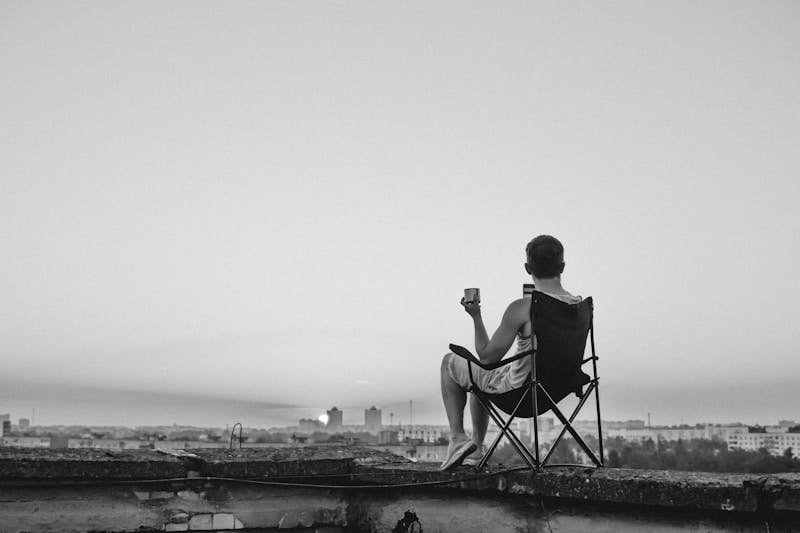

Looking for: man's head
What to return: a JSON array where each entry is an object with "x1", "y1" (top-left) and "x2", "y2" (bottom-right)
[{"x1": 525, "y1": 235, "x2": 565, "y2": 279}]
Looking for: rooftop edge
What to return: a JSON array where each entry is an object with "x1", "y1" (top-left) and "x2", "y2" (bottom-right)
[{"x1": 1, "y1": 445, "x2": 798, "y2": 516}]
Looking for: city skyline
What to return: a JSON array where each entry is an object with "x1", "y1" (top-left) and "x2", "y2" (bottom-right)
[
  {"x1": 2, "y1": 405, "x2": 796, "y2": 433},
  {"x1": 1, "y1": 379, "x2": 796, "y2": 430},
  {"x1": 2, "y1": 2, "x2": 799, "y2": 428}
]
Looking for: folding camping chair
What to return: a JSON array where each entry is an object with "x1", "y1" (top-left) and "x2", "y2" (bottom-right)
[{"x1": 449, "y1": 291, "x2": 603, "y2": 470}]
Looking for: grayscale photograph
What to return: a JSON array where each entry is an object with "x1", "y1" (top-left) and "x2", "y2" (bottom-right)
[{"x1": 1, "y1": 1, "x2": 799, "y2": 532}]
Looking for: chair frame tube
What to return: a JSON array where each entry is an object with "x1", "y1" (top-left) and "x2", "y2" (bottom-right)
[{"x1": 589, "y1": 303, "x2": 605, "y2": 465}]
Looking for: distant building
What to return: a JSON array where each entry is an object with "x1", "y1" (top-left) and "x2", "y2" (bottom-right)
[
  {"x1": 2, "y1": 436, "x2": 50, "y2": 448},
  {"x1": 415, "y1": 444, "x2": 449, "y2": 463},
  {"x1": 0, "y1": 414, "x2": 10, "y2": 437},
  {"x1": 599, "y1": 419, "x2": 646, "y2": 430},
  {"x1": 298, "y1": 418, "x2": 324, "y2": 434},
  {"x1": 379, "y1": 429, "x2": 399, "y2": 445},
  {"x1": 373, "y1": 443, "x2": 448, "y2": 463},
  {"x1": 727, "y1": 427, "x2": 800, "y2": 455},
  {"x1": 18, "y1": 418, "x2": 31, "y2": 431},
  {"x1": 650, "y1": 426, "x2": 708, "y2": 441},
  {"x1": 50, "y1": 435, "x2": 69, "y2": 449},
  {"x1": 397, "y1": 425, "x2": 446, "y2": 444},
  {"x1": 535, "y1": 417, "x2": 555, "y2": 434},
  {"x1": 364, "y1": 406, "x2": 382, "y2": 434},
  {"x1": 597, "y1": 422, "x2": 744, "y2": 443},
  {"x1": 291, "y1": 434, "x2": 309, "y2": 444},
  {"x1": 704, "y1": 424, "x2": 747, "y2": 442},
  {"x1": 326, "y1": 407, "x2": 343, "y2": 433}
]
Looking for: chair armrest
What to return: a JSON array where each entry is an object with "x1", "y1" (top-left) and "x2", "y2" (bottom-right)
[
  {"x1": 449, "y1": 344, "x2": 484, "y2": 367},
  {"x1": 449, "y1": 344, "x2": 533, "y2": 371}
]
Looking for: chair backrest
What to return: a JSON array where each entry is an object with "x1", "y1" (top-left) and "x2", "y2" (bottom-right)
[
  {"x1": 485, "y1": 292, "x2": 593, "y2": 417},
  {"x1": 531, "y1": 291, "x2": 593, "y2": 384}
]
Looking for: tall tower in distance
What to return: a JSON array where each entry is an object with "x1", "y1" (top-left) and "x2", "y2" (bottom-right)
[
  {"x1": 364, "y1": 406, "x2": 382, "y2": 434},
  {"x1": 326, "y1": 407, "x2": 343, "y2": 433},
  {"x1": 0, "y1": 414, "x2": 10, "y2": 437}
]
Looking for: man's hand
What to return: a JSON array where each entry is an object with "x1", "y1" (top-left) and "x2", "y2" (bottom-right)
[{"x1": 460, "y1": 297, "x2": 481, "y2": 318}]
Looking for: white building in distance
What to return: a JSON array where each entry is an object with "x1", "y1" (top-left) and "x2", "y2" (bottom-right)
[
  {"x1": 397, "y1": 425, "x2": 446, "y2": 444},
  {"x1": 727, "y1": 429, "x2": 800, "y2": 455}
]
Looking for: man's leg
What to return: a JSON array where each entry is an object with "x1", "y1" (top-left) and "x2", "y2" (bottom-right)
[
  {"x1": 460, "y1": 393, "x2": 490, "y2": 466},
  {"x1": 469, "y1": 393, "x2": 489, "y2": 446},
  {"x1": 439, "y1": 354, "x2": 477, "y2": 470},
  {"x1": 440, "y1": 354, "x2": 467, "y2": 438}
]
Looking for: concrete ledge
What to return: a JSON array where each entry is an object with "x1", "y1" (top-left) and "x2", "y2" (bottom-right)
[
  {"x1": 507, "y1": 467, "x2": 800, "y2": 513},
  {"x1": 0, "y1": 447, "x2": 187, "y2": 480},
  {"x1": 360, "y1": 461, "x2": 800, "y2": 514},
  {"x1": 2, "y1": 446, "x2": 799, "y2": 514},
  {"x1": 193, "y1": 446, "x2": 406, "y2": 479},
  {"x1": 1, "y1": 446, "x2": 799, "y2": 532}
]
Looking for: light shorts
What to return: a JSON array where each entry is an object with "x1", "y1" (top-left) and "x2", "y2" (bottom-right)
[{"x1": 444, "y1": 351, "x2": 519, "y2": 394}]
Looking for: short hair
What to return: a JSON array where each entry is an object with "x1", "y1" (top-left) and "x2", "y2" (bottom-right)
[{"x1": 526, "y1": 235, "x2": 565, "y2": 278}]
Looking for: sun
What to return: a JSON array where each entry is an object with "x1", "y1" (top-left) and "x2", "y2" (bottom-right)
[{"x1": 318, "y1": 414, "x2": 329, "y2": 425}]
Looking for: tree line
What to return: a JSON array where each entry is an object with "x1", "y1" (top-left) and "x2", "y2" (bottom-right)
[{"x1": 491, "y1": 435, "x2": 800, "y2": 473}]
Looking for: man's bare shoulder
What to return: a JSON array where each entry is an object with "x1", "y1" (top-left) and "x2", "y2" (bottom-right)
[{"x1": 505, "y1": 298, "x2": 531, "y2": 322}]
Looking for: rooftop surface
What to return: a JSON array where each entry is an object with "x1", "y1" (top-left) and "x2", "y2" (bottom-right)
[{"x1": 1, "y1": 446, "x2": 799, "y2": 532}]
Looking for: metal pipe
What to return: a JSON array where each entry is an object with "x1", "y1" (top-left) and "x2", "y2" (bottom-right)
[
  {"x1": 229, "y1": 422, "x2": 243, "y2": 450},
  {"x1": 589, "y1": 306, "x2": 605, "y2": 466},
  {"x1": 531, "y1": 296, "x2": 540, "y2": 466}
]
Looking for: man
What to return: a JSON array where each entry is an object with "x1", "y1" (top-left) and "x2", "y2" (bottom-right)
[{"x1": 439, "y1": 235, "x2": 582, "y2": 470}]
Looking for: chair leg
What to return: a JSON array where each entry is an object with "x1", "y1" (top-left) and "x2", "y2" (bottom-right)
[
  {"x1": 482, "y1": 395, "x2": 539, "y2": 469},
  {"x1": 594, "y1": 382, "x2": 605, "y2": 466},
  {"x1": 540, "y1": 386, "x2": 602, "y2": 467},
  {"x1": 473, "y1": 395, "x2": 508, "y2": 469},
  {"x1": 473, "y1": 391, "x2": 538, "y2": 470},
  {"x1": 541, "y1": 382, "x2": 596, "y2": 465},
  {"x1": 494, "y1": 405, "x2": 538, "y2": 468},
  {"x1": 549, "y1": 406, "x2": 602, "y2": 467},
  {"x1": 477, "y1": 402, "x2": 511, "y2": 468}
]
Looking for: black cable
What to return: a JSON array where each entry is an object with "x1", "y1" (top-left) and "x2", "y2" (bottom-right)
[{"x1": 0, "y1": 466, "x2": 529, "y2": 490}]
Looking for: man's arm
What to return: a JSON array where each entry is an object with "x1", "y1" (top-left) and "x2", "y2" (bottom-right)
[{"x1": 464, "y1": 298, "x2": 528, "y2": 365}]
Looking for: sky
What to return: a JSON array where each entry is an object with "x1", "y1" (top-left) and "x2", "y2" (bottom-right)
[{"x1": 1, "y1": 1, "x2": 799, "y2": 429}]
